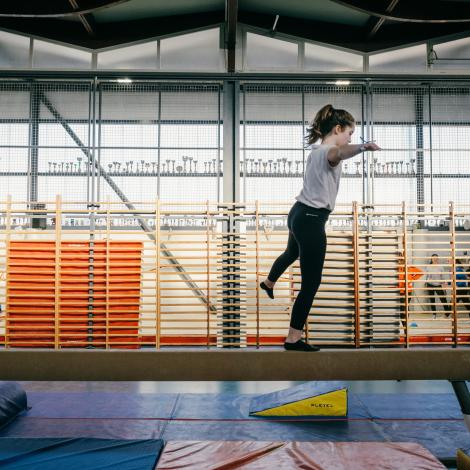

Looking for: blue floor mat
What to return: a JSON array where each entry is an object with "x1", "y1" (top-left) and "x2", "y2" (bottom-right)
[
  {"x1": 26, "y1": 392, "x2": 178, "y2": 418},
  {"x1": 0, "y1": 417, "x2": 165, "y2": 440},
  {"x1": 21, "y1": 391, "x2": 462, "y2": 420},
  {"x1": 357, "y1": 393, "x2": 462, "y2": 419},
  {"x1": 0, "y1": 437, "x2": 163, "y2": 470},
  {"x1": 24, "y1": 391, "x2": 371, "y2": 420},
  {"x1": 376, "y1": 420, "x2": 470, "y2": 461},
  {"x1": 0, "y1": 390, "x2": 466, "y2": 462},
  {"x1": 161, "y1": 419, "x2": 385, "y2": 442},
  {"x1": 173, "y1": 393, "x2": 371, "y2": 419}
]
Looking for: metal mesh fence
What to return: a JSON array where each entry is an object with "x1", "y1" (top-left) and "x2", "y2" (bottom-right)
[
  {"x1": 241, "y1": 83, "x2": 365, "y2": 207},
  {"x1": 1, "y1": 79, "x2": 469, "y2": 210},
  {"x1": 370, "y1": 85, "x2": 426, "y2": 210},
  {"x1": 0, "y1": 82, "x2": 31, "y2": 203},
  {"x1": 241, "y1": 82, "x2": 470, "y2": 210},
  {"x1": 35, "y1": 82, "x2": 92, "y2": 205},
  {"x1": 0, "y1": 80, "x2": 223, "y2": 213},
  {"x1": 97, "y1": 82, "x2": 222, "y2": 211},
  {"x1": 424, "y1": 85, "x2": 470, "y2": 208}
]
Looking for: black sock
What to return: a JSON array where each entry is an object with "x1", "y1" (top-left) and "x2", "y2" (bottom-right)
[
  {"x1": 260, "y1": 281, "x2": 274, "y2": 299},
  {"x1": 284, "y1": 340, "x2": 320, "y2": 352}
]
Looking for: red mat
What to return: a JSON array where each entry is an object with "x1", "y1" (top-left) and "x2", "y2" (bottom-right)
[{"x1": 156, "y1": 441, "x2": 445, "y2": 470}]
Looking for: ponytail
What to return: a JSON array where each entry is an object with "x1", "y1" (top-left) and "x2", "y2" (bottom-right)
[{"x1": 305, "y1": 104, "x2": 355, "y2": 145}]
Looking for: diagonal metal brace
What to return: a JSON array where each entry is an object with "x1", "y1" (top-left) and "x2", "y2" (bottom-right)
[{"x1": 38, "y1": 89, "x2": 217, "y2": 313}]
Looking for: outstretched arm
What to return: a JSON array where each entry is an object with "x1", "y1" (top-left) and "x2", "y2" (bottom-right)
[{"x1": 327, "y1": 142, "x2": 381, "y2": 166}]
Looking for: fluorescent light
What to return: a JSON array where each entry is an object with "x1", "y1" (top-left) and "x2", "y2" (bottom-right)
[
  {"x1": 117, "y1": 78, "x2": 132, "y2": 84},
  {"x1": 335, "y1": 80, "x2": 350, "y2": 86}
]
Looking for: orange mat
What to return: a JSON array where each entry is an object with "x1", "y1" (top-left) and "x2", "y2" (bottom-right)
[
  {"x1": 156, "y1": 441, "x2": 446, "y2": 470},
  {"x1": 6, "y1": 240, "x2": 143, "y2": 349}
]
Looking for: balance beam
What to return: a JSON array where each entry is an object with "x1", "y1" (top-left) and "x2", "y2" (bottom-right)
[{"x1": 0, "y1": 349, "x2": 469, "y2": 381}]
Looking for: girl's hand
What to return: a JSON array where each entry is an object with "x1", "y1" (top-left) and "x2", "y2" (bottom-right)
[{"x1": 364, "y1": 142, "x2": 381, "y2": 151}]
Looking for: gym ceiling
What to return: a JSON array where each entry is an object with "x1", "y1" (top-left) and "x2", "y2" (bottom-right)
[{"x1": 0, "y1": 0, "x2": 469, "y2": 53}]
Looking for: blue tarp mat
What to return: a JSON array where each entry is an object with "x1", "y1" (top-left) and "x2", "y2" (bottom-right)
[
  {"x1": 21, "y1": 391, "x2": 461, "y2": 420},
  {"x1": 0, "y1": 417, "x2": 165, "y2": 440},
  {"x1": 161, "y1": 419, "x2": 385, "y2": 442},
  {"x1": 376, "y1": 420, "x2": 470, "y2": 461},
  {"x1": 0, "y1": 437, "x2": 163, "y2": 470},
  {"x1": 356, "y1": 393, "x2": 462, "y2": 419},
  {"x1": 25, "y1": 392, "x2": 178, "y2": 418},
  {"x1": 0, "y1": 418, "x2": 385, "y2": 445},
  {"x1": 20, "y1": 391, "x2": 369, "y2": 420}
]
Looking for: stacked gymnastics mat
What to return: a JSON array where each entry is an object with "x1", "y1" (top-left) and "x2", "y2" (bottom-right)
[{"x1": 6, "y1": 240, "x2": 142, "y2": 348}]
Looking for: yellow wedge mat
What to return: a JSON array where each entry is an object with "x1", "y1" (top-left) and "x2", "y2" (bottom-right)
[{"x1": 252, "y1": 388, "x2": 347, "y2": 417}]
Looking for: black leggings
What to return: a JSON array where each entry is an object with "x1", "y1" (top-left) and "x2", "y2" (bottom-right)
[
  {"x1": 426, "y1": 284, "x2": 450, "y2": 312},
  {"x1": 267, "y1": 201, "x2": 329, "y2": 330}
]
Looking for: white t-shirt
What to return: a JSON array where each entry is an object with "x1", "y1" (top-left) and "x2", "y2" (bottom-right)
[
  {"x1": 295, "y1": 145, "x2": 342, "y2": 211},
  {"x1": 425, "y1": 264, "x2": 446, "y2": 286}
]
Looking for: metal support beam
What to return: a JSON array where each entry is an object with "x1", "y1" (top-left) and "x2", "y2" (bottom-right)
[
  {"x1": 0, "y1": 1, "x2": 130, "y2": 18},
  {"x1": 221, "y1": 80, "x2": 241, "y2": 345},
  {"x1": 223, "y1": 81, "x2": 240, "y2": 202},
  {"x1": 69, "y1": 0, "x2": 96, "y2": 36},
  {"x1": 415, "y1": 89, "x2": 425, "y2": 210},
  {"x1": 452, "y1": 381, "x2": 470, "y2": 414},
  {"x1": 0, "y1": 349, "x2": 469, "y2": 381},
  {"x1": 331, "y1": 0, "x2": 470, "y2": 23},
  {"x1": 428, "y1": 85, "x2": 434, "y2": 206},
  {"x1": 27, "y1": 84, "x2": 39, "y2": 203},
  {"x1": 225, "y1": 0, "x2": 238, "y2": 72},
  {"x1": 365, "y1": 0, "x2": 400, "y2": 39}
]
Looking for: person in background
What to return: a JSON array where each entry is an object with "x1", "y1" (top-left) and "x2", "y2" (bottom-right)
[
  {"x1": 425, "y1": 254, "x2": 451, "y2": 319},
  {"x1": 455, "y1": 258, "x2": 470, "y2": 317},
  {"x1": 398, "y1": 257, "x2": 423, "y2": 327}
]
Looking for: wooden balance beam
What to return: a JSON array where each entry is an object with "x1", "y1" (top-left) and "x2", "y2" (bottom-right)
[{"x1": 0, "y1": 349, "x2": 469, "y2": 381}]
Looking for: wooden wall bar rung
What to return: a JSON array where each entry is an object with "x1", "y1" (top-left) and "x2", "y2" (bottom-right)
[{"x1": 3, "y1": 199, "x2": 470, "y2": 349}]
